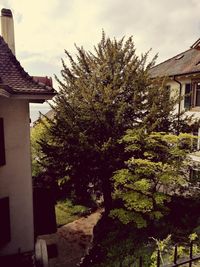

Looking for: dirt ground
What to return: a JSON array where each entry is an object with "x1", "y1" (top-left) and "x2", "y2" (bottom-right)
[{"x1": 37, "y1": 209, "x2": 103, "y2": 267}]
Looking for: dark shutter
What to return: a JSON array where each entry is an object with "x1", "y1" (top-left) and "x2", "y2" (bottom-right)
[
  {"x1": 0, "y1": 118, "x2": 5, "y2": 166},
  {"x1": 184, "y1": 84, "x2": 191, "y2": 109},
  {"x1": 33, "y1": 187, "x2": 57, "y2": 237},
  {"x1": 0, "y1": 197, "x2": 11, "y2": 247},
  {"x1": 196, "y1": 82, "x2": 200, "y2": 106}
]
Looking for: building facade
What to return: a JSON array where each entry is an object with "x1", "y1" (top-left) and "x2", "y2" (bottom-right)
[
  {"x1": 0, "y1": 8, "x2": 55, "y2": 256},
  {"x1": 150, "y1": 38, "x2": 200, "y2": 166}
]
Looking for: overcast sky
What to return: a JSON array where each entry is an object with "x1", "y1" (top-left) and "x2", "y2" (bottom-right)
[{"x1": 1, "y1": 0, "x2": 200, "y2": 122}]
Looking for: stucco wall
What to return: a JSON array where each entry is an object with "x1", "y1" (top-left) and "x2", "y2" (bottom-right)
[
  {"x1": 167, "y1": 78, "x2": 200, "y2": 120},
  {"x1": 0, "y1": 97, "x2": 34, "y2": 255}
]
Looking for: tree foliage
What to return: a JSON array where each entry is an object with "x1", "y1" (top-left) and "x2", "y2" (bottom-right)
[
  {"x1": 39, "y1": 32, "x2": 194, "y2": 212},
  {"x1": 31, "y1": 118, "x2": 50, "y2": 177},
  {"x1": 110, "y1": 129, "x2": 194, "y2": 227}
]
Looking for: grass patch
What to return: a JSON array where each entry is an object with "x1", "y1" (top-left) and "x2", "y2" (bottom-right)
[{"x1": 55, "y1": 199, "x2": 89, "y2": 226}]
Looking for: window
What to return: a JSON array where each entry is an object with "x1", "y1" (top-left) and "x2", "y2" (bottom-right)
[
  {"x1": 0, "y1": 118, "x2": 5, "y2": 166},
  {"x1": 194, "y1": 82, "x2": 200, "y2": 106},
  {"x1": 184, "y1": 83, "x2": 191, "y2": 109},
  {"x1": 184, "y1": 81, "x2": 200, "y2": 108},
  {"x1": 175, "y1": 54, "x2": 184, "y2": 60}
]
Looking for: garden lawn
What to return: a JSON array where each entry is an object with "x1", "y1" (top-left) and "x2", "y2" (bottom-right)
[{"x1": 55, "y1": 199, "x2": 89, "y2": 226}]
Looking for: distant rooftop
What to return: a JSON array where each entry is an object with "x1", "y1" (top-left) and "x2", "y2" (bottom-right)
[{"x1": 150, "y1": 38, "x2": 200, "y2": 78}]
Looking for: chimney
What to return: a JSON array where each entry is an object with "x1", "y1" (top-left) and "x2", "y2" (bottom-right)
[{"x1": 1, "y1": 8, "x2": 15, "y2": 55}]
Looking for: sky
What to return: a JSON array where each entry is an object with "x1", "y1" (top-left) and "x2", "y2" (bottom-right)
[{"x1": 1, "y1": 0, "x2": 200, "y2": 122}]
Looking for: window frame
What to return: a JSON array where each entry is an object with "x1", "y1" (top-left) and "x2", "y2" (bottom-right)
[
  {"x1": 193, "y1": 81, "x2": 200, "y2": 107},
  {"x1": 183, "y1": 80, "x2": 200, "y2": 109},
  {"x1": 189, "y1": 79, "x2": 200, "y2": 108}
]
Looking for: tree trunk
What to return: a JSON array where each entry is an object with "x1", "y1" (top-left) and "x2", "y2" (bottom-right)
[
  {"x1": 74, "y1": 178, "x2": 91, "y2": 206},
  {"x1": 102, "y1": 175, "x2": 112, "y2": 214}
]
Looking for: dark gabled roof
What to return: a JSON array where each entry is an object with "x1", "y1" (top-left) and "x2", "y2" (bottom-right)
[
  {"x1": 0, "y1": 35, "x2": 56, "y2": 97},
  {"x1": 150, "y1": 40, "x2": 200, "y2": 78}
]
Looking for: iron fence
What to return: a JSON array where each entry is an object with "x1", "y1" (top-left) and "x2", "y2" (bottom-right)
[
  {"x1": 120, "y1": 241, "x2": 200, "y2": 267},
  {"x1": 160, "y1": 241, "x2": 200, "y2": 267}
]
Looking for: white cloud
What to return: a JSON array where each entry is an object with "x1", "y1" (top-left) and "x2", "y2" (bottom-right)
[
  {"x1": 0, "y1": 0, "x2": 199, "y2": 61},
  {"x1": 1, "y1": 0, "x2": 200, "y2": 120}
]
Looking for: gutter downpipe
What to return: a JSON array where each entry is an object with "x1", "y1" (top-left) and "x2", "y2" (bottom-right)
[{"x1": 173, "y1": 76, "x2": 182, "y2": 135}]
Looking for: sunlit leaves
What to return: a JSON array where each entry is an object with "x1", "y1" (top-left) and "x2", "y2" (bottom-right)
[{"x1": 111, "y1": 130, "x2": 193, "y2": 227}]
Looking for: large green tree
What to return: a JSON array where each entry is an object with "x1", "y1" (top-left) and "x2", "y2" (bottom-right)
[{"x1": 40, "y1": 33, "x2": 190, "y2": 211}]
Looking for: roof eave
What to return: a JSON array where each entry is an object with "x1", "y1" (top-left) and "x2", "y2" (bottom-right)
[
  {"x1": 150, "y1": 70, "x2": 200, "y2": 79},
  {"x1": 168, "y1": 70, "x2": 200, "y2": 78},
  {"x1": 11, "y1": 92, "x2": 56, "y2": 102},
  {"x1": 0, "y1": 88, "x2": 11, "y2": 97}
]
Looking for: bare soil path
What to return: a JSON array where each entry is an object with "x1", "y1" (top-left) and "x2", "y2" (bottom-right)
[{"x1": 38, "y1": 209, "x2": 103, "y2": 267}]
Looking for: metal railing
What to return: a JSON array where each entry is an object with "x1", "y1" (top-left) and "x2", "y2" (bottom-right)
[{"x1": 120, "y1": 242, "x2": 200, "y2": 267}]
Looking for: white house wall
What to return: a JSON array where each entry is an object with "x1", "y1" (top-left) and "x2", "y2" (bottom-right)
[
  {"x1": 168, "y1": 80, "x2": 180, "y2": 114},
  {"x1": 167, "y1": 77, "x2": 200, "y2": 119},
  {"x1": 0, "y1": 97, "x2": 34, "y2": 255},
  {"x1": 165, "y1": 77, "x2": 200, "y2": 165}
]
